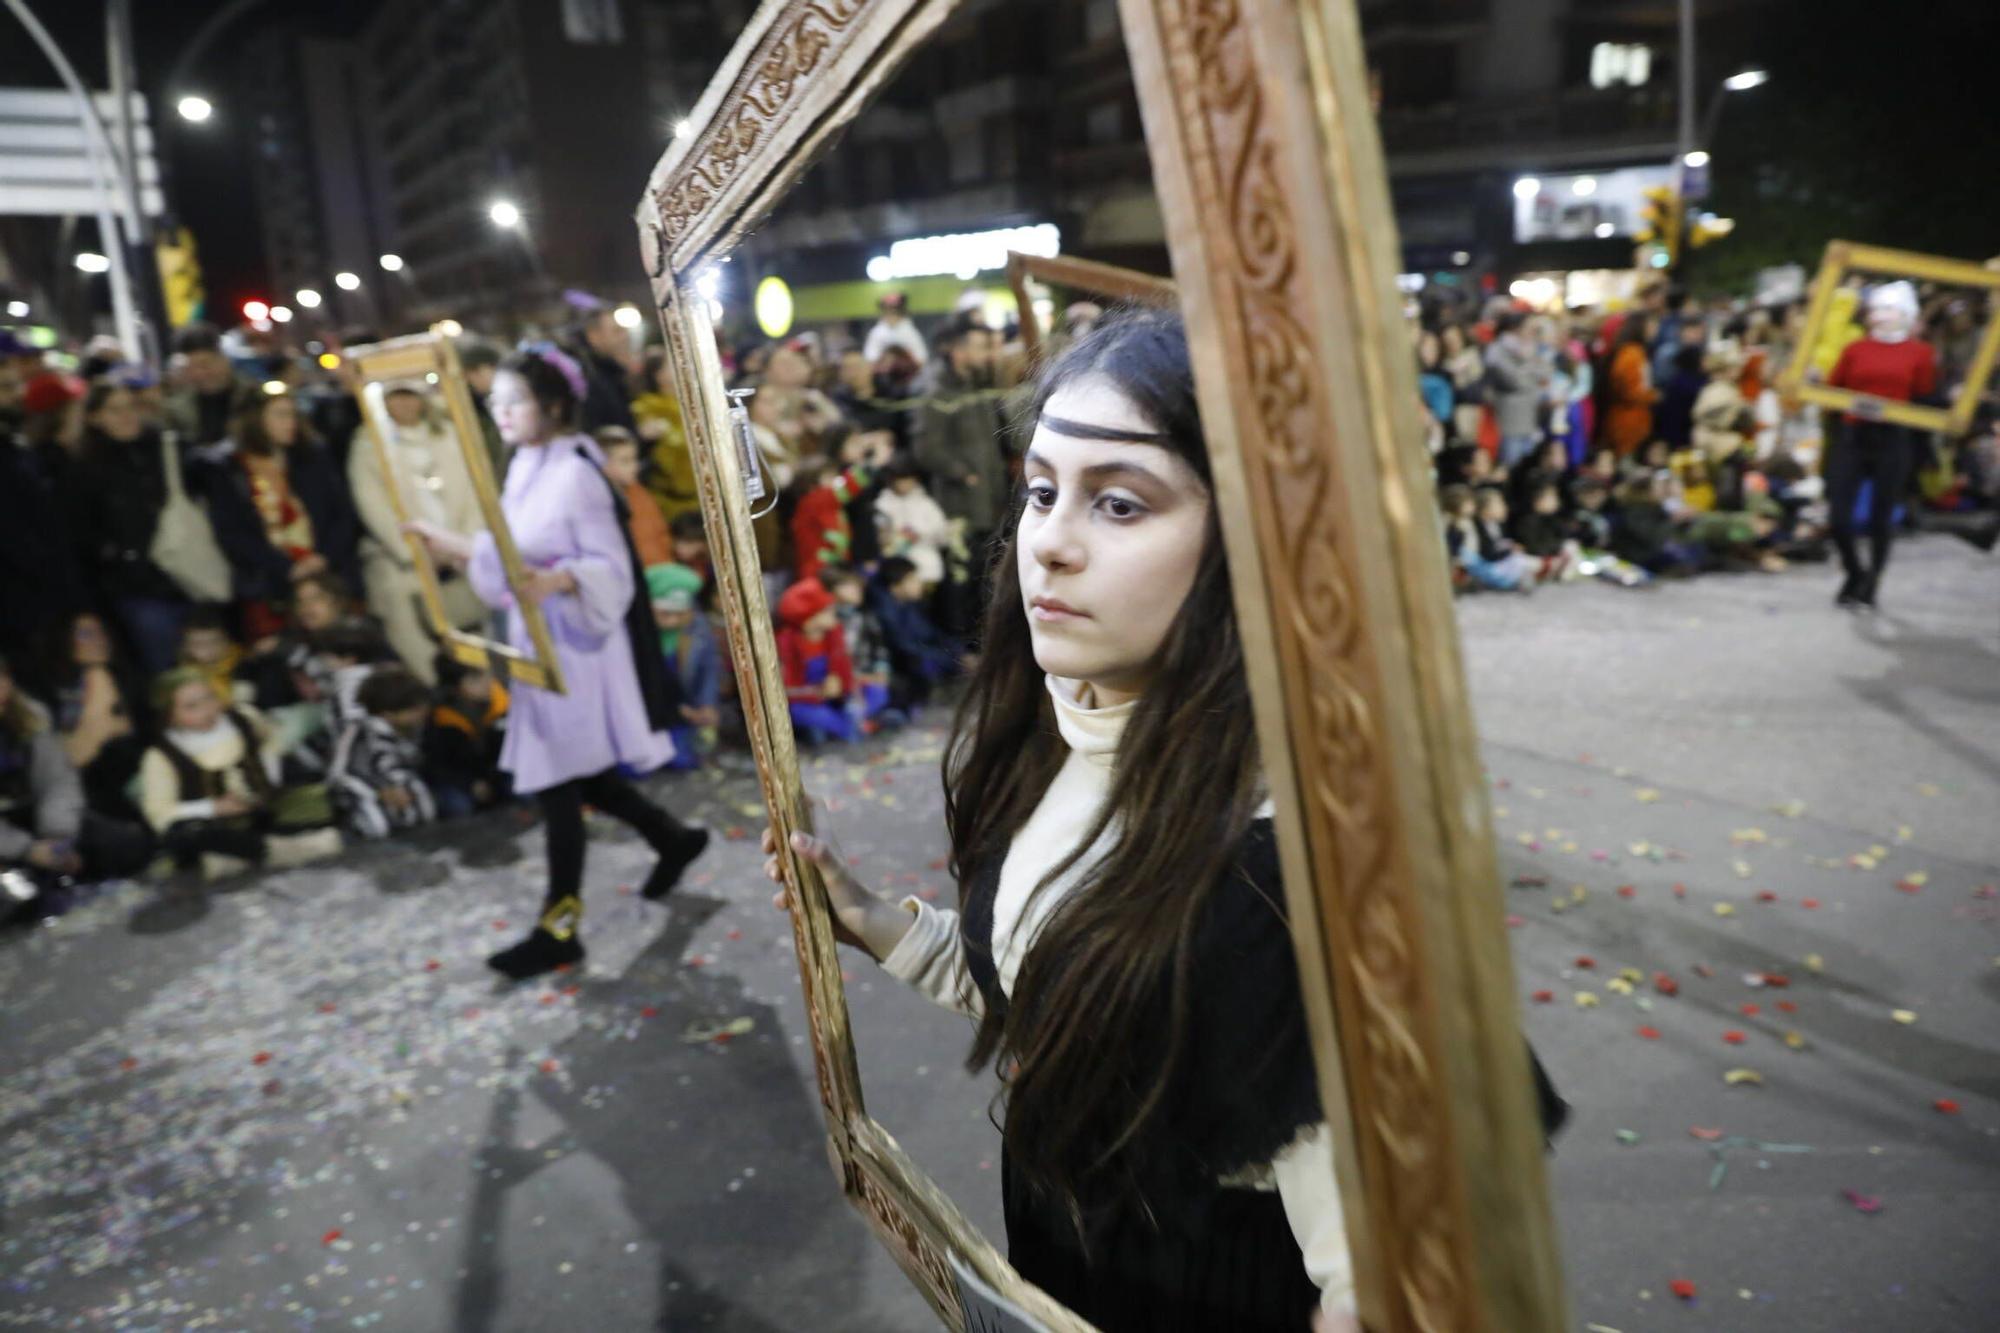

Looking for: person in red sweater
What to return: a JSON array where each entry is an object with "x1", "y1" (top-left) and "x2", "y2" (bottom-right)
[
  {"x1": 787, "y1": 424, "x2": 893, "y2": 583},
  {"x1": 776, "y1": 578, "x2": 860, "y2": 743},
  {"x1": 1824, "y1": 281, "x2": 1938, "y2": 609}
]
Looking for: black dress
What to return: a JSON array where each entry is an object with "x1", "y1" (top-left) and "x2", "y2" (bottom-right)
[{"x1": 962, "y1": 818, "x2": 1568, "y2": 1332}]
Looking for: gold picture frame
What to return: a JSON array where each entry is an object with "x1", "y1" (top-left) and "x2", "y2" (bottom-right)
[
  {"x1": 1004, "y1": 250, "x2": 1178, "y2": 366},
  {"x1": 343, "y1": 331, "x2": 567, "y2": 694},
  {"x1": 635, "y1": 2, "x2": 1566, "y2": 1330},
  {"x1": 1776, "y1": 239, "x2": 2000, "y2": 436}
]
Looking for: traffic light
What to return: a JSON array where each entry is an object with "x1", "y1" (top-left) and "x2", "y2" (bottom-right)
[
  {"x1": 154, "y1": 227, "x2": 206, "y2": 328},
  {"x1": 1634, "y1": 185, "x2": 1683, "y2": 270},
  {"x1": 1688, "y1": 213, "x2": 1737, "y2": 250}
]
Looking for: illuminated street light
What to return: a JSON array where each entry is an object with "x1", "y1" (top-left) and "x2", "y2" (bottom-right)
[
  {"x1": 177, "y1": 95, "x2": 213, "y2": 123},
  {"x1": 674, "y1": 119, "x2": 693, "y2": 140},
  {"x1": 74, "y1": 252, "x2": 111, "y2": 273},
  {"x1": 1594, "y1": 222, "x2": 1616, "y2": 239},
  {"x1": 613, "y1": 304, "x2": 643, "y2": 329},
  {"x1": 334, "y1": 272, "x2": 361, "y2": 291},
  {"x1": 5, "y1": 300, "x2": 27, "y2": 318},
  {"x1": 243, "y1": 299, "x2": 270, "y2": 321},
  {"x1": 1683, "y1": 150, "x2": 1711, "y2": 169},
  {"x1": 296, "y1": 288, "x2": 323, "y2": 309},
  {"x1": 1572, "y1": 177, "x2": 1598, "y2": 197},
  {"x1": 379, "y1": 254, "x2": 405, "y2": 273},
  {"x1": 434, "y1": 319, "x2": 464, "y2": 338},
  {"x1": 1513, "y1": 177, "x2": 1541, "y2": 200},
  {"x1": 1723, "y1": 68, "x2": 1769, "y2": 92},
  {"x1": 270, "y1": 305, "x2": 294, "y2": 323},
  {"x1": 489, "y1": 200, "x2": 521, "y2": 229},
  {"x1": 262, "y1": 380, "x2": 287, "y2": 395}
]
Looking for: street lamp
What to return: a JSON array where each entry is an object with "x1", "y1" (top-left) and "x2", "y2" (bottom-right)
[
  {"x1": 75, "y1": 252, "x2": 111, "y2": 273},
  {"x1": 176, "y1": 94, "x2": 213, "y2": 123},
  {"x1": 673, "y1": 119, "x2": 693, "y2": 140},
  {"x1": 488, "y1": 200, "x2": 521, "y2": 229},
  {"x1": 378, "y1": 254, "x2": 405, "y2": 273},
  {"x1": 1513, "y1": 177, "x2": 1541, "y2": 200},
  {"x1": 270, "y1": 305, "x2": 293, "y2": 323},
  {"x1": 1682, "y1": 150, "x2": 1710, "y2": 169},
  {"x1": 296, "y1": 288, "x2": 323, "y2": 309},
  {"x1": 613, "y1": 304, "x2": 643, "y2": 329},
  {"x1": 1723, "y1": 68, "x2": 1768, "y2": 92},
  {"x1": 5, "y1": 300, "x2": 27, "y2": 318},
  {"x1": 334, "y1": 271, "x2": 361, "y2": 291}
]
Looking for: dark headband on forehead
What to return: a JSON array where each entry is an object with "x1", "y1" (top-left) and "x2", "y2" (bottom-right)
[{"x1": 1037, "y1": 412, "x2": 1168, "y2": 444}]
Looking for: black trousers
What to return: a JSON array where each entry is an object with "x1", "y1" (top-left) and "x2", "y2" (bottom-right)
[
  {"x1": 163, "y1": 814, "x2": 270, "y2": 870},
  {"x1": 1824, "y1": 419, "x2": 1914, "y2": 583},
  {"x1": 537, "y1": 768, "x2": 689, "y2": 915}
]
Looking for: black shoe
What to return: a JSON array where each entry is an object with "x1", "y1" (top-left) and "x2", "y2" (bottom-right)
[
  {"x1": 1960, "y1": 516, "x2": 2000, "y2": 554},
  {"x1": 1853, "y1": 572, "x2": 1878, "y2": 610},
  {"x1": 1835, "y1": 573, "x2": 1864, "y2": 607},
  {"x1": 487, "y1": 927, "x2": 585, "y2": 980},
  {"x1": 641, "y1": 826, "x2": 711, "y2": 901}
]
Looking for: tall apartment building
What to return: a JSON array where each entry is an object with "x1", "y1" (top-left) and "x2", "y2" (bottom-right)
[{"x1": 238, "y1": 0, "x2": 735, "y2": 332}]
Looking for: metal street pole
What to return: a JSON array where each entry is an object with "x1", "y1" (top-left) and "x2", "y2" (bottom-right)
[
  {"x1": 1678, "y1": 0, "x2": 1697, "y2": 163},
  {"x1": 106, "y1": 0, "x2": 165, "y2": 360},
  {"x1": 3, "y1": 0, "x2": 144, "y2": 362}
]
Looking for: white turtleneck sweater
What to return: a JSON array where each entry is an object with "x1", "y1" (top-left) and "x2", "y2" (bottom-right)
[{"x1": 879, "y1": 675, "x2": 1354, "y2": 1316}]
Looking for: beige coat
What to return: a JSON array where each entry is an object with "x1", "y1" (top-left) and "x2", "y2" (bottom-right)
[{"x1": 348, "y1": 416, "x2": 489, "y2": 680}]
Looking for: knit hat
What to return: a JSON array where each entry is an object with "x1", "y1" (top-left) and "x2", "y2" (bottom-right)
[
  {"x1": 645, "y1": 562, "x2": 703, "y2": 614},
  {"x1": 1701, "y1": 340, "x2": 1744, "y2": 375},
  {"x1": 776, "y1": 578, "x2": 834, "y2": 628},
  {"x1": 1866, "y1": 281, "x2": 1919, "y2": 321},
  {"x1": 22, "y1": 371, "x2": 83, "y2": 416}
]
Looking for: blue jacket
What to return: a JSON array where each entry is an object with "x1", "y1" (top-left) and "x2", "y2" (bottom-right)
[
  {"x1": 867, "y1": 581, "x2": 958, "y2": 682},
  {"x1": 668, "y1": 612, "x2": 721, "y2": 709}
]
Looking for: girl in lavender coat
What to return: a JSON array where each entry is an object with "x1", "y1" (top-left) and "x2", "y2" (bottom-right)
[{"x1": 408, "y1": 349, "x2": 707, "y2": 979}]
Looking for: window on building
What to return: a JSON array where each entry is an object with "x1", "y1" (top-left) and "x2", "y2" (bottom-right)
[
  {"x1": 948, "y1": 119, "x2": 987, "y2": 185},
  {"x1": 1084, "y1": 0, "x2": 1119, "y2": 45},
  {"x1": 1085, "y1": 101, "x2": 1121, "y2": 147},
  {"x1": 1373, "y1": 41, "x2": 1458, "y2": 110}
]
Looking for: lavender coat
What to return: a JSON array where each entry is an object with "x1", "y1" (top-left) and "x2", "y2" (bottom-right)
[{"x1": 468, "y1": 433, "x2": 673, "y2": 793}]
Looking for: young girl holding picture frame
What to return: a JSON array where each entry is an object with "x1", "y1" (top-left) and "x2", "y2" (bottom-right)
[{"x1": 409, "y1": 348, "x2": 708, "y2": 980}]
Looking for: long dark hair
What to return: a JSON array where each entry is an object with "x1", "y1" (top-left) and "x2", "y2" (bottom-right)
[
  {"x1": 230, "y1": 390, "x2": 313, "y2": 458},
  {"x1": 499, "y1": 349, "x2": 581, "y2": 431},
  {"x1": 944, "y1": 308, "x2": 1263, "y2": 1226}
]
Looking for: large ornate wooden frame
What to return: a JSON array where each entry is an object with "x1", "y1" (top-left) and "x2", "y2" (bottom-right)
[
  {"x1": 344, "y1": 333, "x2": 566, "y2": 693},
  {"x1": 635, "y1": 1, "x2": 1565, "y2": 1328},
  {"x1": 1003, "y1": 251, "x2": 1178, "y2": 365},
  {"x1": 1775, "y1": 240, "x2": 2000, "y2": 436}
]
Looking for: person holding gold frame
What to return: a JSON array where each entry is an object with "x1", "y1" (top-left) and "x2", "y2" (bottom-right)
[
  {"x1": 763, "y1": 311, "x2": 1566, "y2": 1332},
  {"x1": 407, "y1": 347, "x2": 709, "y2": 980}
]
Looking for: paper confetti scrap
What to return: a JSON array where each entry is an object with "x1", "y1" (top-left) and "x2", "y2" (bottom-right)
[
  {"x1": 1842, "y1": 1189, "x2": 1883, "y2": 1214},
  {"x1": 1615, "y1": 1129, "x2": 1641, "y2": 1146},
  {"x1": 1670, "y1": 1278, "x2": 1697, "y2": 1301},
  {"x1": 1723, "y1": 1068, "x2": 1764, "y2": 1086},
  {"x1": 682, "y1": 1016, "x2": 757, "y2": 1044},
  {"x1": 1574, "y1": 991, "x2": 1600, "y2": 1008},
  {"x1": 1892, "y1": 1009, "x2": 1918, "y2": 1025}
]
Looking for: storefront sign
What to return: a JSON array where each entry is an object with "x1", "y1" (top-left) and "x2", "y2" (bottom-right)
[{"x1": 864, "y1": 223, "x2": 1059, "y2": 283}]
